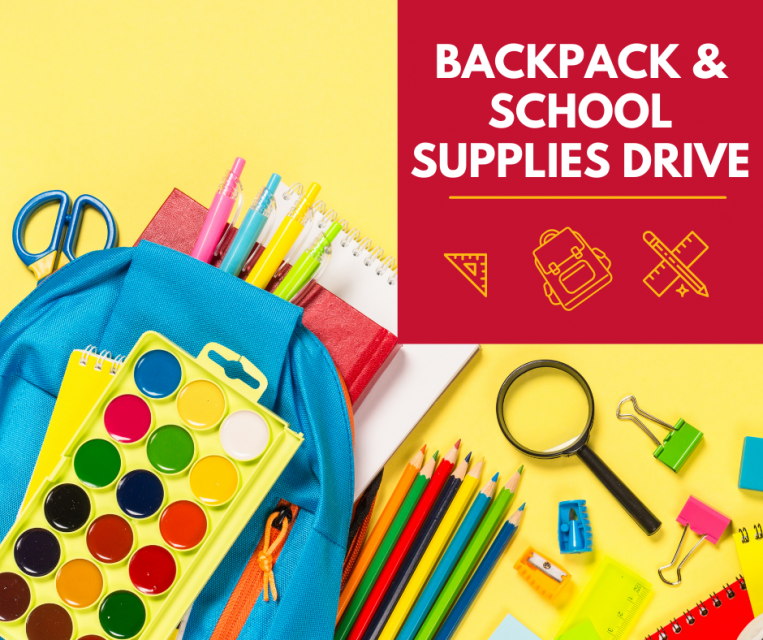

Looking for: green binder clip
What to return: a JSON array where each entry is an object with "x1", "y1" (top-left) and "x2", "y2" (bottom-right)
[{"x1": 616, "y1": 396, "x2": 703, "y2": 472}]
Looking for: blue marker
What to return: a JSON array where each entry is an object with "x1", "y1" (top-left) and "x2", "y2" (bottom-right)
[{"x1": 220, "y1": 173, "x2": 281, "y2": 276}]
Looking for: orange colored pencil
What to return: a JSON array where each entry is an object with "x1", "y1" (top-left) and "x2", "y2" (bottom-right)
[{"x1": 337, "y1": 446, "x2": 427, "y2": 621}]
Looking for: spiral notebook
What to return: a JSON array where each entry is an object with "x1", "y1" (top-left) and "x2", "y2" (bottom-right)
[
  {"x1": 644, "y1": 577, "x2": 753, "y2": 640},
  {"x1": 736, "y1": 525, "x2": 763, "y2": 616},
  {"x1": 137, "y1": 183, "x2": 479, "y2": 500},
  {"x1": 21, "y1": 347, "x2": 124, "y2": 508}
]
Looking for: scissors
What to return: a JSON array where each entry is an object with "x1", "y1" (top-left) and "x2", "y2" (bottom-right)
[{"x1": 13, "y1": 190, "x2": 118, "y2": 284}]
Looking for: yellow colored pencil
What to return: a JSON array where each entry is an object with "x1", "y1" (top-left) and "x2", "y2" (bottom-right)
[
  {"x1": 377, "y1": 458, "x2": 483, "y2": 640},
  {"x1": 337, "y1": 447, "x2": 427, "y2": 622}
]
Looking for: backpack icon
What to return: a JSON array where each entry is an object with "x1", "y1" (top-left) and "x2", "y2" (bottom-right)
[{"x1": 533, "y1": 228, "x2": 612, "y2": 311}]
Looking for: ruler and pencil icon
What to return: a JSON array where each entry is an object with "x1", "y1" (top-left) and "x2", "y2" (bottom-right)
[{"x1": 643, "y1": 230, "x2": 709, "y2": 298}]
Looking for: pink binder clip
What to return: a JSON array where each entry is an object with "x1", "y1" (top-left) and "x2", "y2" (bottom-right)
[{"x1": 658, "y1": 496, "x2": 730, "y2": 586}]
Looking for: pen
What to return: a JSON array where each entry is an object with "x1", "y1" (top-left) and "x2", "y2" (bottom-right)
[
  {"x1": 246, "y1": 182, "x2": 320, "y2": 289},
  {"x1": 191, "y1": 157, "x2": 246, "y2": 263},
  {"x1": 274, "y1": 221, "x2": 343, "y2": 301},
  {"x1": 220, "y1": 173, "x2": 281, "y2": 276}
]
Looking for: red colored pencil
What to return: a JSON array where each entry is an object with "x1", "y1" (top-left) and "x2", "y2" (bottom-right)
[{"x1": 346, "y1": 440, "x2": 461, "y2": 640}]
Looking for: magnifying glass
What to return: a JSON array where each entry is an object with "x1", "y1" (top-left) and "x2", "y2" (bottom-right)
[{"x1": 496, "y1": 359, "x2": 662, "y2": 536}]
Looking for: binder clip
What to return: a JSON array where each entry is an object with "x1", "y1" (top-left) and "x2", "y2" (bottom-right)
[
  {"x1": 658, "y1": 496, "x2": 730, "y2": 585},
  {"x1": 514, "y1": 547, "x2": 571, "y2": 600},
  {"x1": 616, "y1": 396, "x2": 703, "y2": 472},
  {"x1": 558, "y1": 500, "x2": 592, "y2": 554}
]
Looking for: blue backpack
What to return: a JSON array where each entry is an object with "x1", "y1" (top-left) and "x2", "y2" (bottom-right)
[{"x1": 0, "y1": 241, "x2": 354, "y2": 640}]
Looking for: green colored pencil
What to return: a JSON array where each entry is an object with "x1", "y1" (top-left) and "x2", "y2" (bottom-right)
[
  {"x1": 413, "y1": 466, "x2": 523, "y2": 640},
  {"x1": 335, "y1": 453, "x2": 438, "y2": 640}
]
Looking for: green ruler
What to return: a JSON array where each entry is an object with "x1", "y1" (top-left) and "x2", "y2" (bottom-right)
[{"x1": 555, "y1": 556, "x2": 652, "y2": 640}]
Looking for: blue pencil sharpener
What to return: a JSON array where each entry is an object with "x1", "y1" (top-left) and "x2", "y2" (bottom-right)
[{"x1": 558, "y1": 500, "x2": 592, "y2": 554}]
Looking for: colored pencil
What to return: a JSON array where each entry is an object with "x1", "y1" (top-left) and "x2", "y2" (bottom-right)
[
  {"x1": 362, "y1": 453, "x2": 472, "y2": 640},
  {"x1": 338, "y1": 447, "x2": 426, "y2": 622},
  {"x1": 346, "y1": 441, "x2": 461, "y2": 640},
  {"x1": 335, "y1": 454, "x2": 437, "y2": 640},
  {"x1": 433, "y1": 505, "x2": 526, "y2": 640},
  {"x1": 396, "y1": 472, "x2": 496, "y2": 640},
  {"x1": 414, "y1": 466, "x2": 523, "y2": 640},
  {"x1": 379, "y1": 458, "x2": 483, "y2": 640}
]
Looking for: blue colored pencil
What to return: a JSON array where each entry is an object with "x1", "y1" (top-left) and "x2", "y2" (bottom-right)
[
  {"x1": 395, "y1": 473, "x2": 497, "y2": 640},
  {"x1": 432, "y1": 504, "x2": 526, "y2": 640}
]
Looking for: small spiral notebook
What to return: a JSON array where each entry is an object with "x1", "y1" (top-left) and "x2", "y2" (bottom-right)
[
  {"x1": 136, "y1": 183, "x2": 479, "y2": 500},
  {"x1": 644, "y1": 577, "x2": 753, "y2": 640},
  {"x1": 736, "y1": 525, "x2": 763, "y2": 616},
  {"x1": 21, "y1": 347, "x2": 124, "y2": 509}
]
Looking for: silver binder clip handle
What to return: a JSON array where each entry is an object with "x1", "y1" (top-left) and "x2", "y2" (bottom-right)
[
  {"x1": 617, "y1": 395, "x2": 675, "y2": 447},
  {"x1": 658, "y1": 523, "x2": 708, "y2": 586}
]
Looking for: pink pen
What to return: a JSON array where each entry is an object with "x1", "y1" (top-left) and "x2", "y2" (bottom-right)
[{"x1": 191, "y1": 157, "x2": 246, "y2": 263}]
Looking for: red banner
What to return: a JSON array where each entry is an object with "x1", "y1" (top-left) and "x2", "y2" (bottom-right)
[{"x1": 399, "y1": 0, "x2": 761, "y2": 343}]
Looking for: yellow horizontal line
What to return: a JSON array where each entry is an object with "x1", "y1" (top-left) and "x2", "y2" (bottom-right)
[{"x1": 449, "y1": 195, "x2": 726, "y2": 200}]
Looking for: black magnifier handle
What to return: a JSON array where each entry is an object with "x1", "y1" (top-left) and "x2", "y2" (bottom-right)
[{"x1": 577, "y1": 444, "x2": 662, "y2": 535}]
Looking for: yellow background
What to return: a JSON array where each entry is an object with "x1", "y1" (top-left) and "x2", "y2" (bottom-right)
[{"x1": 0, "y1": 3, "x2": 758, "y2": 640}]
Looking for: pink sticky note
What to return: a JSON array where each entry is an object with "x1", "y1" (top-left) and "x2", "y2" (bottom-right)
[{"x1": 677, "y1": 496, "x2": 731, "y2": 544}]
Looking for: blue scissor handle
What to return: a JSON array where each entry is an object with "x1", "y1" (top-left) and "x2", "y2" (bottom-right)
[
  {"x1": 62, "y1": 194, "x2": 118, "y2": 265},
  {"x1": 13, "y1": 190, "x2": 118, "y2": 283},
  {"x1": 13, "y1": 190, "x2": 71, "y2": 266}
]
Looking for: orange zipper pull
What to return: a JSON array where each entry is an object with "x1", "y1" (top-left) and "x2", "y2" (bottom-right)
[
  {"x1": 210, "y1": 502, "x2": 299, "y2": 640},
  {"x1": 258, "y1": 511, "x2": 290, "y2": 602}
]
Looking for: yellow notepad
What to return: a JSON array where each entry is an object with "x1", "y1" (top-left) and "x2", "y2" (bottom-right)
[
  {"x1": 21, "y1": 347, "x2": 123, "y2": 509},
  {"x1": 21, "y1": 347, "x2": 212, "y2": 640},
  {"x1": 734, "y1": 524, "x2": 763, "y2": 616}
]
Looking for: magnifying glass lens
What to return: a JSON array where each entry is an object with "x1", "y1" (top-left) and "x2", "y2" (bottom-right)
[{"x1": 500, "y1": 367, "x2": 590, "y2": 453}]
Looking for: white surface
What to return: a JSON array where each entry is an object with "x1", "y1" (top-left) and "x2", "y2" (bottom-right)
[
  {"x1": 352, "y1": 343, "x2": 478, "y2": 500},
  {"x1": 219, "y1": 410, "x2": 271, "y2": 461}
]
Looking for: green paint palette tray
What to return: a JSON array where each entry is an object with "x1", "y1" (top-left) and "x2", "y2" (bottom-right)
[{"x1": 0, "y1": 331, "x2": 303, "y2": 640}]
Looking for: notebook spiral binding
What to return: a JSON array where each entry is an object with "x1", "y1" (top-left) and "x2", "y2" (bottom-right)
[
  {"x1": 739, "y1": 524, "x2": 763, "y2": 543},
  {"x1": 79, "y1": 345, "x2": 126, "y2": 375},
  {"x1": 283, "y1": 182, "x2": 398, "y2": 286},
  {"x1": 647, "y1": 576, "x2": 747, "y2": 640}
]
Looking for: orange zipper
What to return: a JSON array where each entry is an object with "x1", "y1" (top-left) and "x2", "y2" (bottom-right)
[
  {"x1": 209, "y1": 501, "x2": 299, "y2": 640},
  {"x1": 210, "y1": 365, "x2": 355, "y2": 640}
]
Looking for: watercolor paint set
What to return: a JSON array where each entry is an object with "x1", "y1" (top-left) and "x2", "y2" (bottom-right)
[{"x1": 0, "y1": 331, "x2": 303, "y2": 640}]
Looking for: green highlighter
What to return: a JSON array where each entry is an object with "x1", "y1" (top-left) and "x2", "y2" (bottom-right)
[
  {"x1": 617, "y1": 395, "x2": 703, "y2": 472},
  {"x1": 274, "y1": 221, "x2": 344, "y2": 302}
]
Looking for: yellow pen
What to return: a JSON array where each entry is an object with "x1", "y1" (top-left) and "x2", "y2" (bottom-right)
[{"x1": 246, "y1": 182, "x2": 321, "y2": 289}]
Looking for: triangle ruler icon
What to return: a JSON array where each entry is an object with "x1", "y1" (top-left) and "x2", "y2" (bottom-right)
[{"x1": 444, "y1": 253, "x2": 487, "y2": 297}]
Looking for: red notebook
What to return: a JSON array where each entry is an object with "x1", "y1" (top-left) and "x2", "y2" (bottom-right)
[
  {"x1": 135, "y1": 188, "x2": 399, "y2": 407},
  {"x1": 645, "y1": 577, "x2": 753, "y2": 640}
]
